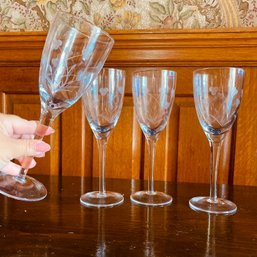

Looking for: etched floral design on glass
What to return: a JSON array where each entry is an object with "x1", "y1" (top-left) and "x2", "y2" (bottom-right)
[
  {"x1": 130, "y1": 69, "x2": 176, "y2": 207},
  {"x1": 189, "y1": 67, "x2": 245, "y2": 215},
  {"x1": 0, "y1": 11, "x2": 114, "y2": 202},
  {"x1": 80, "y1": 68, "x2": 125, "y2": 208}
]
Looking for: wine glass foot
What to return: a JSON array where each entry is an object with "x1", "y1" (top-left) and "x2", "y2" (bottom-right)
[
  {"x1": 189, "y1": 196, "x2": 237, "y2": 215},
  {"x1": 80, "y1": 191, "x2": 124, "y2": 208},
  {"x1": 0, "y1": 173, "x2": 47, "y2": 201},
  {"x1": 130, "y1": 191, "x2": 173, "y2": 207}
]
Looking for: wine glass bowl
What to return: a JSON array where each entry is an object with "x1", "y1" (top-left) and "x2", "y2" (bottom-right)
[
  {"x1": 0, "y1": 11, "x2": 114, "y2": 201},
  {"x1": 130, "y1": 69, "x2": 176, "y2": 207},
  {"x1": 39, "y1": 12, "x2": 114, "y2": 125},
  {"x1": 80, "y1": 68, "x2": 125, "y2": 208},
  {"x1": 194, "y1": 68, "x2": 243, "y2": 135},
  {"x1": 189, "y1": 67, "x2": 245, "y2": 215}
]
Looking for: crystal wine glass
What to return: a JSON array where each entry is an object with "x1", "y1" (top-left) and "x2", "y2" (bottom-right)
[
  {"x1": 80, "y1": 68, "x2": 125, "y2": 208},
  {"x1": 0, "y1": 11, "x2": 114, "y2": 201},
  {"x1": 130, "y1": 69, "x2": 176, "y2": 206},
  {"x1": 189, "y1": 67, "x2": 244, "y2": 215}
]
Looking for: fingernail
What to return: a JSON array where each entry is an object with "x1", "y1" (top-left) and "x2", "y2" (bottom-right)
[
  {"x1": 35, "y1": 142, "x2": 51, "y2": 152},
  {"x1": 34, "y1": 152, "x2": 46, "y2": 157},
  {"x1": 47, "y1": 127, "x2": 55, "y2": 133}
]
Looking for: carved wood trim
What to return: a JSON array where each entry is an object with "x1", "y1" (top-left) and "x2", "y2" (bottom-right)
[{"x1": 1, "y1": 28, "x2": 257, "y2": 66}]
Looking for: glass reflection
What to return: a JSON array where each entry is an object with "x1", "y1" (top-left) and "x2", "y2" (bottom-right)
[
  {"x1": 205, "y1": 214, "x2": 216, "y2": 257},
  {"x1": 144, "y1": 207, "x2": 155, "y2": 257},
  {"x1": 96, "y1": 209, "x2": 106, "y2": 257}
]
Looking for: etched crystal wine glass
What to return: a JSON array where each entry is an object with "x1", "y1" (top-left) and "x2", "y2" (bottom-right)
[
  {"x1": 130, "y1": 69, "x2": 176, "y2": 206},
  {"x1": 0, "y1": 11, "x2": 114, "y2": 201},
  {"x1": 80, "y1": 68, "x2": 125, "y2": 208},
  {"x1": 189, "y1": 67, "x2": 244, "y2": 215}
]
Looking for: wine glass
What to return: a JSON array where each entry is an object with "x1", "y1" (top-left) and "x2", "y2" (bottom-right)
[
  {"x1": 130, "y1": 69, "x2": 176, "y2": 207},
  {"x1": 80, "y1": 68, "x2": 125, "y2": 208},
  {"x1": 0, "y1": 11, "x2": 114, "y2": 201},
  {"x1": 189, "y1": 67, "x2": 244, "y2": 215}
]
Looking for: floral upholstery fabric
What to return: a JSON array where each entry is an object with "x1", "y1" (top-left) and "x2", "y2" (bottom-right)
[{"x1": 0, "y1": 0, "x2": 255, "y2": 31}]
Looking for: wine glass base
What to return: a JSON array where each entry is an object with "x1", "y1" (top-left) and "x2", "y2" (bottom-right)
[
  {"x1": 189, "y1": 196, "x2": 237, "y2": 215},
  {"x1": 130, "y1": 191, "x2": 173, "y2": 207},
  {"x1": 0, "y1": 173, "x2": 47, "y2": 201},
  {"x1": 80, "y1": 191, "x2": 124, "y2": 208}
]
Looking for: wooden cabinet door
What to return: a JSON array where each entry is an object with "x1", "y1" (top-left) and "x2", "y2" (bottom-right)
[{"x1": 1, "y1": 30, "x2": 257, "y2": 185}]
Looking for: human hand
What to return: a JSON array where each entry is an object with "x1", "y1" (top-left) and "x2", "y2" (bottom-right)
[{"x1": 0, "y1": 113, "x2": 54, "y2": 176}]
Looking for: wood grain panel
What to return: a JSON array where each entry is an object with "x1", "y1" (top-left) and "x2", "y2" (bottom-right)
[
  {"x1": 176, "y1": 97, "x2": 210, "y2": 183},
  {"x1": 61, "y1": 99, "x2": 93, "y2": 177},
  {"x1": 1, "y1": 29, "x2": 257, "y2": 185},
  {"x1": 0, "y1": 66, "x2": 39, "y2": 93},
  {"x1": 233, "y1": 67, "x2": 257, "y2": 185},
  {"x1": 175, "y1": 97, "x2": 232, "y2": 184}
]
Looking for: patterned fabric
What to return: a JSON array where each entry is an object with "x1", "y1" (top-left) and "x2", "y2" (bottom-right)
[{"x1": 0, "y1": 0, "x2": 255, "y2": 31}]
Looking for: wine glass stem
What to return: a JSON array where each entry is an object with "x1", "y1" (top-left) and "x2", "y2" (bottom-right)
[
  {"x1": 18, "y1": 110, "x2": 54, "y2": 179},
  {"x1": 97, "y1": 137, "x2": 108, "y2": 195},
  {"x1": 146, "y1": 136, "x2": 158, "y2": 194},
  {"x1": 209, "y1": 135, "x2": 224, "y2": 202}
]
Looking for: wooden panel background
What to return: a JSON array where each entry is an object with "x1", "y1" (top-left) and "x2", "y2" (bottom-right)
[{"x1": 0, "y1": 29, "x2": 257, "y2": 186}]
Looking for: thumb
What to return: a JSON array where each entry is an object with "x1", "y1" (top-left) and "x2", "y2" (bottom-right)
[
  {"x1": 1, "y1": 159, "x2": 37, "y2": 176},
  {"x1": 8, "y1": 138, "x2": 51, "y2": 159}
]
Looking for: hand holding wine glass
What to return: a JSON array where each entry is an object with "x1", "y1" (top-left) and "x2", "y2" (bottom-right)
[
  {"x1": 80, "y1": 68, "x2": 125, "y2": 208},
  {"x1": 189, "y1": 67, "x2": 244, "y2": 215},
  {"x1": 0, "y1": 11, "x2": 114, "y2": 201},
  {"x1": 0, "y1": 113, "x2": 53, "y2": 175},
  {"x1": 130, "y1": 69, "x2": 176, "y2": 207}
]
